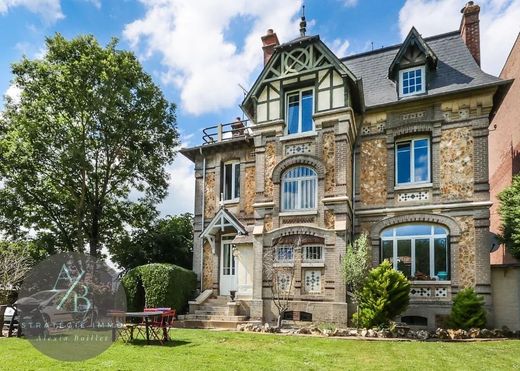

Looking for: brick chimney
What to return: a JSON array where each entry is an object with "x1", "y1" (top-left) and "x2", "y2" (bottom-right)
[
  {"x1": 261, "y1": 29, "x2": 280, "y2": 66},
  {"x1": 460, "y1": 1, "x2": 481, "y2": 66}
]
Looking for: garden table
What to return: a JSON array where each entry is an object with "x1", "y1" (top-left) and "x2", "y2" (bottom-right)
[{"x1": 111, "y1": 311, "x2": 164, "y2": 344}]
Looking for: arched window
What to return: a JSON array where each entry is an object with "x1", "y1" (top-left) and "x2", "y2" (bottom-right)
[
  {"x1": 281, "y1": 166, "x2": 317, "y2": 211},
  {"x1": 381, "y1": 224, "x2": 449, "y2": 280}
]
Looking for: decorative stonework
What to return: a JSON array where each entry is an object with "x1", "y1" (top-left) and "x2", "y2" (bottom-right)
[
  {"x1": 285, "y1": 142, "x2": 312, "y2": 155},
  {"x1": 411, "y1": 287, "x2": 431, "y2": 298},
  {"x1": 397, "y1": 191, "x2": 429, "y2": 202},
  {"x1": 202, "y1": 241, "x2": 214, "y2": 290},
  {"x1": 204, "y1": 171, "x2": 216, "y2": 219},
  {"x1": 402, "y1": 111, "x2": 425, "y2": 121},
  {"x1": 304, "y1": 270, "x2": 321, "y2": 293},
  {"x1": 281, "y1": 216, "x2": 315, "y2": 224},
  {"x1": 440, "y1": 127, "x2": 474, "y2": 200},
  {"x1": 360, "y1": 139, "x2": 387, "y2": 206},
  {"x1": 456, "y1": 216, "x2": 476, "y2": 288},
  {"x1": 264, "y1": 214, "x2": 273, "y2": 233},
  {"x1": 441, "y1": 93, "x2": 494, "y2": 121},
  {"x1": 435, "y1": 287, "x2": 448, "y2": 298},
  {"x1": 264, "y1": 142, "x2": 276, "y2": 199},
  {"x1": 244, "y1": 167, "x2": 256, "y2": 215},
  {"x1": 323, "y1": 132, "x2": 336, "y2": 193},
  {"x1": 324, "y1": 210, "x2": 335, "y2": 229}
]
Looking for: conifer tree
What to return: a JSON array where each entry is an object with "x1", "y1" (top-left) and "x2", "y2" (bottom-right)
[{"x1": 448, "y1": 287, "x2": 487, "y2": 329}]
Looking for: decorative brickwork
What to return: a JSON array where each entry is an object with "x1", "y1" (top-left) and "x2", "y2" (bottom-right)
[
  {"x1": 244, "y1": 166, "x2": 256, "y2": 215},
  {"x1": 440, "y1": 127, "x2": 474, "y2": 200},
  {"x1": 264, "y1": 142, "x2": 276, "y2": 198},
  {"x1": 204, "y1": 171, "x2": 216, "y2": 219},
  {"x1": 281, "y1": 216, "x2": 316, "y2": 224},
  {"x1": 324, "y1": 209, "x2": 335, "y2": 229},
  {"x1": 202, "y1": 241, "x2": 214, "y2": 290},
  {"x1": 456, "y1": 216, "x2": 476, "y2": 288},
  {"x1": 360, "y1": 139, "x2": 387, "y2": 205},
  {"x1": 323, "y1": 132, "x2": 336, "y2": 193}
]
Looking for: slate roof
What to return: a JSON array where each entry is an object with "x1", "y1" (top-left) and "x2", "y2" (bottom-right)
[{"x1": 342, "y1": 31, "x2": 505, "y2": 109}]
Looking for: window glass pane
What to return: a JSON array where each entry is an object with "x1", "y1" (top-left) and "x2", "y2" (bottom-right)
[
  {"x1": 395, "y1": 224, "x2": 431, "y2": 236},
  {"x1": 397, "y1": 142, "x2": 411, "y2": 184},
  {"x1": 397, "y1": 240, "x2": 412, "y2": 278},
  {"x1": 224, "y1": 164, "x2": 233, "y2": 200},
  {"x1": 415, "y1": 239, "x2": 430, "y2": 277},
  {"x1": 434, "y1": 226, "x2": 448, "y2": 235},
  {"x1": 434, "y1": 238, "x2": 449, "y2": 278},
  {"x1": 301, "y1": 90, "x2": 313, "y2": 132},
  {"x1": 287, "y1": 94, "x2": 299, "y2": 134},
  {"x1": 414, "y1": 139, "x2": 429, "y2": 182},
  {"x1": 382, "y1": 240, "x2": 393, "y2": 266},
  {"x1": 234, "y1": 163, "x2": 240, "y2": 198},
  {"x1": 381, "y1": 229, "x2": 393, "y2": 237}
]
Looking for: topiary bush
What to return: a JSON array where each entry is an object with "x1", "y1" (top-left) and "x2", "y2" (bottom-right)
[
  {"x1": 122, "y1": 263, "x2": 197, "y2": 314},
  {"x1": 448, "y1": 287, "x2": 487, "y2": 330},
  {"x1": 353, "y1": 260, "x2": 410, "y2": 328}
]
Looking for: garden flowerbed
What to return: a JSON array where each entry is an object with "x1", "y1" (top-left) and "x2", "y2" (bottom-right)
[{"x1": 237, "y1": 323, "x2": 520, "y2": 341}]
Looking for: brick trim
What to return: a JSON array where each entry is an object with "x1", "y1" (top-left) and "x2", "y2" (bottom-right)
[{"x1": 271, "y1": 154, "x2": 326, "y2": 183}]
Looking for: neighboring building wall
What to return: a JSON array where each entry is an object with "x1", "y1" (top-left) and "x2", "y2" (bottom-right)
[
  {"x1": 489, "y1": 34, "x2": 520, "y2": 266},
  {"x1": 491, "y1": 266, "x2": 520, "y2": 330}
]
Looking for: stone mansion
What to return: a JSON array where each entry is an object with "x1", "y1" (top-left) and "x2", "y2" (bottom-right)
[{"x1": 180, "y1": 2, "x2": 510, "y2": 329}]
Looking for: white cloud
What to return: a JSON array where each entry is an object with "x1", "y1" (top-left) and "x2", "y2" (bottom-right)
[
  {"x1": 4, "y1": 84, "x2": 21, "y2": 105},
  {"x1": 328, "y1": 38, "x2": 351, "y2": 57},
  {"x1": 124, "y1": 0, "x2": 303, "y2": 115},
  {"x1": 158, "y1": 134, "x2": 195, "y2": 215},
  {"x1": 0, "y1": 0, "x2": 64, "y2": 23},
  {"x1": 399, "y1": 0, "x2": 520, "y2": 75},
  {"x1": 343, "y1": 0, "x2": 358, "y2": 7},
  {"x1": 83, "y1": 0, "x2": 101, "y2": 9}
]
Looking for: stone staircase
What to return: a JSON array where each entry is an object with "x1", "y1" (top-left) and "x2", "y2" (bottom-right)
[{"x1": 175, "y1": 291, "x2": 251, "y2": 329}]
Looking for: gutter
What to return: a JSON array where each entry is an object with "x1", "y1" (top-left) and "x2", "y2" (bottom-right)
[{"x1": 199, "y1": 147, "x2": 206, "y2": 292}]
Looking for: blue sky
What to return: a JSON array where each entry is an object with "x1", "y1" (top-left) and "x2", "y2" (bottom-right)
[{"x1": 1, "y1": 0, "x2": 519, "y2": 216}]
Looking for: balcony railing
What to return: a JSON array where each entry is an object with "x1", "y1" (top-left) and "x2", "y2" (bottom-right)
[{"x1": 202, "y1": 118, "x2": 251, "y2": 145}]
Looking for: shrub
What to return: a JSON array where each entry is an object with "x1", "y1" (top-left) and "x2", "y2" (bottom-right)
[
  {"x1": 342, "y1": 233, "x2": 371, "y2": 301},
  {"x1": 122, "y1": 263, "x2": 197, "y2": 314},
  {"x1": 353, "y1": 260, "x2": 410, "y2": 328},
  {"x1": 448, "y1": 287, "x2": 486, "y2": 330}
]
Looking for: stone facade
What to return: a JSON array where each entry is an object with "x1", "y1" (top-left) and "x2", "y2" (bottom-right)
[
  {"x1": 456, "y1": 216, "x2": 476, "y2": 288},
  {"x1": 440, "y1": 127, "x2": 474, "y2": 201},
  {"x1": 264, "y1": 141, "x2": 276, "y2": 199},
  {"x1": 360, "y1": 139, "x2": 387, "y2": 206},
  {"x1": 244, "y1": 166, "x2": 256, "y2": 215},
  {"x1": 204, "y1": 172, "x2": 216, "y2": 219},
  {"x1": 323, "y1": 132, "x2": 336, "y2": 194}
]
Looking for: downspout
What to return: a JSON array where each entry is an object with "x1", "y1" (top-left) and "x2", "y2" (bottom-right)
[
  {"x1": 199, "y1": 147, "x2": 206, "y2": 292},
  {"x1": 346, "y1": 107, "x2": 358, "y2": 244}
]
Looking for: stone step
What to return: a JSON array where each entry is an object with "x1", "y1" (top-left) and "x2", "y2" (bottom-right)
[
  {"x1": 173, "y1": 320, "x2": 250, "y2": 330},
  {"x1": 195, "y1": 309, "x2": 228, "y2": 315},
  {"x1": 183, "y1": 314, "x2": 247, "y2": 321}
]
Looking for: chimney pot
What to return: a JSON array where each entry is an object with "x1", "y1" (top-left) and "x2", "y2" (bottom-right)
[
  {"x1": 261, "y1": 29, "x2": 280, "y2": 66},
  {"x1": 460, "y1": 1, "x2": 481, "y2": 66}
]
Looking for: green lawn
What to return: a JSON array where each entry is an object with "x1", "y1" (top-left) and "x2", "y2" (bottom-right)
[{"x1": 1, "y1": 329, "x2": 519, "y2": 370}]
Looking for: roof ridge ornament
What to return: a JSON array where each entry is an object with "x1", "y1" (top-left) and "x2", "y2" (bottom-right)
[{"x1": 299, "y1": 5, "x2": 307, "y2": 37}]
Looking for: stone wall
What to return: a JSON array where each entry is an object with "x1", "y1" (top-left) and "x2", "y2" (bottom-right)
[
  {"x1": 204, "y1": 171, "x2": 216, "y2": 219},
  {"x1": 324, "y1": 209, "x2": 335, "y2": 229},
  {"x1": 360, "y1": 139, "x2": 387, "y2": 206},
  {"x1": 202, "y1": 241, "x2": 214, "y2": 290},
  {"x1": 440, "y1": 127, "x2": 474, "y2": 201},
  {"x1": 264, "y1": 142, "x2": 277, "y2": 199},
  {"x1": 244, "y1": 166, "x2": 256, "y2": 215},
  {"x1": 323, "y1": 131, "x2": 336, "y2": 194},
  {"x1": 456, "y1": 216, "x2": 476, "y2": 287},
  {"x1": 264, "y1": 214, "x2": 273, "y2": 232}
]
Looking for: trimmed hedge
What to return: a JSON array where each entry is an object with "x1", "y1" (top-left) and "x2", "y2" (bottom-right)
[{"x1": 122, "y1": 263, "x2": 197, "y2": 313}]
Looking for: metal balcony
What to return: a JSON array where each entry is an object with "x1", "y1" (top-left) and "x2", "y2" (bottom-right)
[{"x1": 202, "y1": 118, "x2": 251, "y2": 145}]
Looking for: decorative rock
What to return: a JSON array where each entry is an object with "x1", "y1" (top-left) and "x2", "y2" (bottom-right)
[
  {"x1": 416, "y1": 330, "x2": 429, "y2": 340},
  {"x1": 366, "y1": 329, "x2": 377, "y2": 338},
  {"x1": 347, "y1": 329, "x2": 359, "y2": 337},
  {"x1": 447, "y1": 329, "x2": 466, "y2": 339},
  {"x1": 501, "y1": 326, "x2": 513, "y2": 338},
  {"x1": 361, "y1": 329, "x2": 368, "y2": 337},
  {"x1": 377, "y1": 329, "x2": 392, "y2": 338},
  {"x1": 322, "y1": 329, "x2": 333, "y2": 337},
  {"x1": 467, "y1": 328, "x2": 480, "y2": 339},
  {"x1": 297, "y1": 327, "x2": 311, "y2": 335},
  {"x1": 480, "y1": 328, "x2": 492, "y2": 338},
  {"x1": 310, "y1": 326, "x2": 322, "y2": 335}
]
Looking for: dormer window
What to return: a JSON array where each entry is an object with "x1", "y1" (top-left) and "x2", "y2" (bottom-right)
[
  {"x1": 399, "y1": 66, "x2": 425, "y2": 97},
  {"x1": 286, "y1": 89, "x2": 314, "y2": 135}
]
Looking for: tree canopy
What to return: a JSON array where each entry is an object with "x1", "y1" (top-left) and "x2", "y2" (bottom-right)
[
  {"x1": 498, "y1": 174, "x2": 520, "y2": 259},
  {"x1": 110, "y1": 213, "x2": 193, "y2": 271},
  {"x1": 0, "y1": 34, "x2": 179, "y2": 256}
]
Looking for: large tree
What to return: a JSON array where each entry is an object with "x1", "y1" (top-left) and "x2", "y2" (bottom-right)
[
  {"x1": 498, "y1": 174, "x2": 520, "y2": 259},
  {"x1": 110, "y1": 213, "x2": 194, "y2": 271},
  {"x1": 0, "y1": 34, "x2": 178, "y2": 256}
]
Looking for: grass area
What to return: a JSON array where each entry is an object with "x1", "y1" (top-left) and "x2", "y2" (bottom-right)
[{"x1": 1, "y1": 329, "x2": 519, "y2": 370}]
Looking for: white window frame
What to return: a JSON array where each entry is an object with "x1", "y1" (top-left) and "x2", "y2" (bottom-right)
[
  {"x1": 303, "y1": 246, "x2": 324, "y2": 262},
  {"x1": 223, "y1": 161, "x2": 240, "y2": 202},
  {"x1": 399, "y1": 66, "x2": 426, "y2": 97},
  {"x1": 281, "y1": 166, "x2": 318, "y2": 212},
  {"x1": 285, "y1": 88, "x2": 315, "y2": 136},
  {"x1": 395, "y1": 137, "x2": 431, "y2": 186},
  {"x1": 380, "y1": 224, "x2": 449, "y2": 280}
]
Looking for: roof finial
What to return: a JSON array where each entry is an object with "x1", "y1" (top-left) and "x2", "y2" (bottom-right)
[{"x1": 299, "y1": 4, "x2": 307, "y2": 37}]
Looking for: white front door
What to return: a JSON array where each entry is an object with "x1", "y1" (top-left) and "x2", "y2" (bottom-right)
[{"x1": 220, "y1": 239, "x2": 237, "y2": 296}]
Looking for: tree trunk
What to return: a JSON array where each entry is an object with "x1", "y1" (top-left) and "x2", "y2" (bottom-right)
[
  {"x1": 276, "y1": 311, "x2": 284, "y2": 330},
  {"x1": 89, "y1": 205, "x2": 102, "y2": 257}
]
